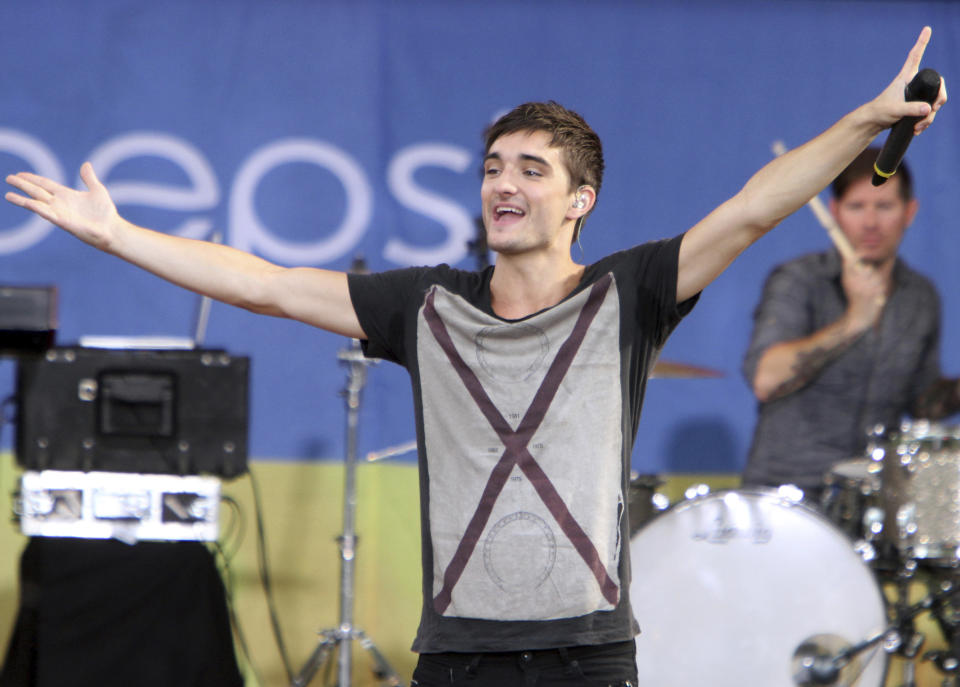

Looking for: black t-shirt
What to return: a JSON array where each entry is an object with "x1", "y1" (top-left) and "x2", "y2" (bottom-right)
[{"x1": 348, "y1": 234, "x2": 695, "y2": 652}]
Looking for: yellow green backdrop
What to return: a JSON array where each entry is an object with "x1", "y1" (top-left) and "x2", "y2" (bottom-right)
[{"x1": 0, "y1": 458, "x2": 951, "y2": 686}]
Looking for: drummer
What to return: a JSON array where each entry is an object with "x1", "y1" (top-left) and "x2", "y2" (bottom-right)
[{"x1": 741, "y1": 148, "x2": 960, "y2": 502}]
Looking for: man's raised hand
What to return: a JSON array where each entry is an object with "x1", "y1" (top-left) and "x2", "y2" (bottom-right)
[
  {"x1": 871, "y1": 26, "x2": 948, "y2": 135},
  {"x1": 5, "y1": 162, "x2": 120, "y2": 251}
]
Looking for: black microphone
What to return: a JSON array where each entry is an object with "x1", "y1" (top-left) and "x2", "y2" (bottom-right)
[{"x1": 872, "y1": 68, "x2": 941, "y2": 186}]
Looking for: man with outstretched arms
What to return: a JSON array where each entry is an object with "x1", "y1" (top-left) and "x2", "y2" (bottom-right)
[{"x1": 5, "y1": 28, "x2": 945, "y2": 687}]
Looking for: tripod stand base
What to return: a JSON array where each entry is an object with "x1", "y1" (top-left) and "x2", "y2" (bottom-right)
[{"x1": 291, "y1": 627, "x2": 404, "y2": 687}]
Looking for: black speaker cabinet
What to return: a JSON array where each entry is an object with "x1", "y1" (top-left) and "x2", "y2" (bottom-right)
[
  {"x1": 0, "y1": 285, "x2": 57, "y2": 355},
  {"x1": 16, "y1": 347, "x2": 249, "y2": 478}
]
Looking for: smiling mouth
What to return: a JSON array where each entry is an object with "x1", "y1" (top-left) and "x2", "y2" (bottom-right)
[{"x1": 494, "y1": 205, "x2": 525, "y2": 220}]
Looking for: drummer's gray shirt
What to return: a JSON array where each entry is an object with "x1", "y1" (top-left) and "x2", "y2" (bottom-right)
[{"x1": 742, "y1": 249, "x2": 942, "y2": 491}]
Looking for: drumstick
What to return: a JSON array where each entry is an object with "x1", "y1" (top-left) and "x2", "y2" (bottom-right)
[
  {"x1": 771, "y1": 140, "x2": 857, "y2": 263},
  {"x1": 366, "y1": 439, "x2": 417, "y2": 462}
]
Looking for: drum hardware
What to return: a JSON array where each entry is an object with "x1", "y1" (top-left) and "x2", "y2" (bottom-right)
[
  {"x1": 627, "y1": 473, "x2": 667, "y2": 535},
  {"x1": 777, "y1": 483, "x2": 806, "y2": 503},
  {"x1": 872, "y1": 561, "x2": 960, "y2": 687},
  {"x1": 683, "y1": 482, "x2": 711, "y2": 500},
  {"x1": 889, "y1": 562, "x2": 926, "y2": 687},
  {"x1": 790, "y1": 560, "x2": 960, "y2": 687},
  {"x1": 863, "y1": 506, "x2": 885, "y2": 539},
  {"x1": 822, "y1": 421, "x2": 960, "y2": 571},
  {"x1": 792, "y1": 630, "x2": 891, "y2": 687},
  {"x1": 926, "y1": 577, "x2": 960, "y2": 646},
  {"x1": 853, "y1": 539, "x2": 879, "y2": 566},
  {"x1": 631, "y1": 488, "x2": 888, "y2": 686},
  {"x1": 290, "y1": 336, "x2": 403, "y2": 687},
  {"x1": 821, "y1": 459, "x2": 883, "y2": 544},
  {"x1": 924, "y1": 649, "x2": 960, "y2": 680},
  {"x1": 873, "y1": 420, "x2": 960, "y2": 564},
  {"x1": 916, "y1": 575, "x2": 960, "y2": 687},
  {"x1": 820, "y1": 425, "x2": 960, "y2": 687}
]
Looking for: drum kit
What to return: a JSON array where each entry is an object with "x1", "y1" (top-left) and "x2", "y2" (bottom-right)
[{"x1": 628, "y1": 418, "x2": 960, "y2": 687}]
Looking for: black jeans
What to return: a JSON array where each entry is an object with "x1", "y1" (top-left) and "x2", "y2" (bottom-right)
[{"x1": 411, "y1": 640, "x2": 637, "y2": 687}]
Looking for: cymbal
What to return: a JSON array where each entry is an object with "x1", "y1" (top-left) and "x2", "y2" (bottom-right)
[{"x1": 650, "y1": 359, "x2": 724, "y2": 379}]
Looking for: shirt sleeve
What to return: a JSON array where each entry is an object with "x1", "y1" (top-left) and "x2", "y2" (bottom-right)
[
  {"x1": 741, "y1": 262, "x2": 813, "y2": 386},
  {"x1": 347, "y1": 267, "x2": 429, "y2": 365},
  {"x1": 907, "y1": 283, "x2": 944, "y2": 408},
  {"x1": 618, "y1": 234, "x2": 698, "y2": 348}
]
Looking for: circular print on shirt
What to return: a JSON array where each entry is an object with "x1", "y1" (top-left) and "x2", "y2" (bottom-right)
[
  {"x1": 475, "y1": 324, "x2": 550, "y2": 382},
  {"x1": 482, "y1": 510, "x2": 557, "y2": 593}
]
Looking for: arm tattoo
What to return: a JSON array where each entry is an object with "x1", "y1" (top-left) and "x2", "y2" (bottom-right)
[{"x1": 764, "y1": 337, "x2": 860, "y2": 402}]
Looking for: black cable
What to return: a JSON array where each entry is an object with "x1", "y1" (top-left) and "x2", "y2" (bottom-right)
[
  {"x1": 1, "y1": 392, "x2": 17, "y2": 501},
  {"x1": 0, "y1": 392, "x2": 15, "y2": 448},
  {"x1": 212, "y1": 539, "x2": 265, "y2": 687},
  {"x1": 248, "y1": 466, "x2": 295, "y2": 684},
  {"x1": 219, "y1": 493, "x2": 246, "y2": 563}
]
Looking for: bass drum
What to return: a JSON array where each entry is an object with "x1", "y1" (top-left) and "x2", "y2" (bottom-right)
[{"x1": 630, "y1": 489, "x2": 887, "y2": 687}]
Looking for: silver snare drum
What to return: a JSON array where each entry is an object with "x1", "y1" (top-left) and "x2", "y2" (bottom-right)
[
  {"x1": 878, "y1": 420, "x2": 960, "y2": 562},
  {"x1": 821, "y1": 458, "x2": 882, "y2": 542},
  {"x1": 630, "y1": 489, "x2": 887, "y2": 687}
]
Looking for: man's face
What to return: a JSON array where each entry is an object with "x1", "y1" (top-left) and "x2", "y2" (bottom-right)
[
  {"x1": 481, "y1": 129, "x2": 578, "y2": 256},
  {"x1": 831, "y1": 176, "x2": 918, "y2": 266}
]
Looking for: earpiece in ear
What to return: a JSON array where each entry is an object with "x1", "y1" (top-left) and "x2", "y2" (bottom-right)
[{"x1": 573, "y1": 195, "x2": 585, "y2": 209}]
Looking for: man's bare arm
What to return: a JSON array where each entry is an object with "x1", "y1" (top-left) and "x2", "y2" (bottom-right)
[
  {"x1": 5, "y1": 162, "x2": 365, "y2": 339},
  {"x1": 676, "y1": 27, "x2": 946, "y2": 303}
]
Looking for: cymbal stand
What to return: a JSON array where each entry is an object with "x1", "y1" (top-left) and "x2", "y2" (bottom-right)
[
  {"x1": 882, "y1": 559, "x2": 960, "y2": 687},
  {"x1": 794, "y1": 558, "x2": 949, "y2": 687},
  {"x1": 291, "y1": 339, "x2": 403, "y2": 687},
  {"x1": 793, "y1": 628, "x2": 889, "y2": 686},
  {"x1": 890, "y1": 560, "x2": 924, "y2": 687},
  {"x1": 919, "y1": 572, "x2": 960, "y2": 686}
]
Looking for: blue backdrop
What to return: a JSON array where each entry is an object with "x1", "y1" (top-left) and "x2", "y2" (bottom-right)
[{"x1": 2, "y1": 0, "x2": 959, "y2": 475}]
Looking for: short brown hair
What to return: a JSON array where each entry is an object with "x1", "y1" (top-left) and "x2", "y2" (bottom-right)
[{"x1": 484, "y1": 101, "x2": 605, "y2": 197}]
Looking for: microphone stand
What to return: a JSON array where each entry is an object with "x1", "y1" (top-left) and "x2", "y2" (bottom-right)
[{"x1": 291, "y1": 338, "x2": 403, "y2": 687}]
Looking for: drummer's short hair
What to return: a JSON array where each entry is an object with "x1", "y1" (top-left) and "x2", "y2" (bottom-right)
[{"x1": 831, "y1": 146, "x2": 913, "y2": 201}]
